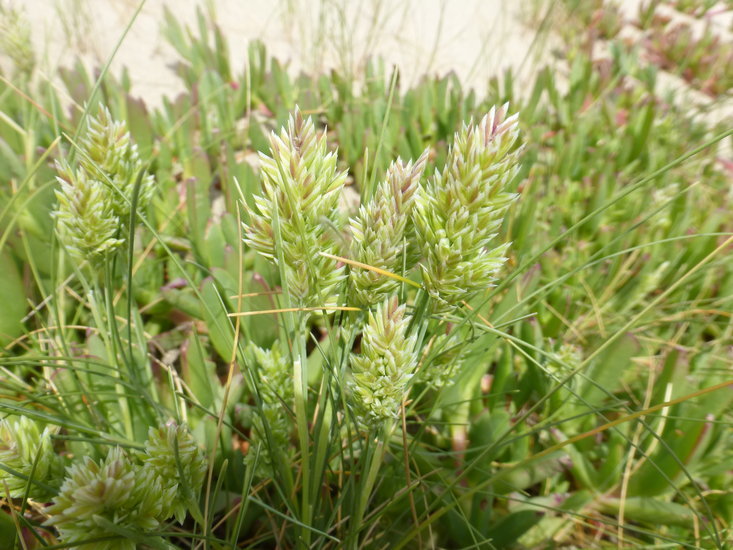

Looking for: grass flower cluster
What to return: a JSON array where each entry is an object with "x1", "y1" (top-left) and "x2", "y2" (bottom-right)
[
  {"x1": 414, "y1": 104, "x2": 520, "y2": 304},
  {"x1": 237, "y1": 105, "x2": 523, "y2": 546},
  {"x1": 419, "y1": 330, "x2": 469, "y2": 388},
  {"x1": 245, "y1": 343, "x2": 294, "y2": 475},
  {"x1": 46, "y1": 423, "x2": 205, "y2": 549},
  {"x1": 244, "y1": 106, "x2": 522, "y2": 432},
  {"x1": 53, "y1": 162, "x2": 125, "y2": 262},
  {"x1": 348, "y1": 152, "x2": 427, "y2": 305},
  {"x1": 0, "y1": 3, "x2": 35, "y2": 78},
  {"x1": 46, "y1": 447, "x2": 165, "y2": 550},
  {"x1": 140, "y1": 423, "x2": 208, "y2": 523},
  {"x1": 53, "y1": 106, "x2": 154, "y2": 263},
  {"x1": 348, "y1": 296, "x2": 417, "y2": 425},
  {"x1": 77, "y1": 106, "x2": 156, "y2": 217},
  {"x1": 0, "y1": 417, "x2": 60, "y2": 499},
  {"x1": 244, "y1": 108, "x2": 347, "y2": 307}
]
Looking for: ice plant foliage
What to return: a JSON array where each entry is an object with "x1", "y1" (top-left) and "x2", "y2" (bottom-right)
[
  {"x1": 53, "y1": 106, "x2": 154, "y2": 263},
  {"x1": 243, "y1": 107, "x2": 348, "y2": 307},
  {"x1": 414, "y1": 104, "x2": 521, "y2": 304}
]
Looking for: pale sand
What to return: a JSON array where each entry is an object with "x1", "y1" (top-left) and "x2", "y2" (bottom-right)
[
  {"x1": 6, "y1": 0, "x2": 731, "y2": 153},
  {"x1": 12, "y1": 0, "x2": 556, "y2": 107}
]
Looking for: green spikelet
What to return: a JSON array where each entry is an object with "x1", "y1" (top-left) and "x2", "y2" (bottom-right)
[
  {"x1": 348, "y1": 150, "x2": 428, "y2": 305},
  {"x1": 53, "y1": 106, "x2": 154, "y2": 263},
  {"x1": 78, "y1": 105, "x2": 155, "y2": 218},
  {"x1": 414, "y1": 104, "x2": 522, "y2": 304},
  {"x1": 0, "y1": 4, "x2": 35, "y2": 77},
  {"x1": 348, "y1": 296, "x2": 417, "y2": 427},
  {"x1": 0, "y1": 416, "x2": 60, "y2": 499},
  {"x1": 53, "y1": 161, "x2": 124, "y2": 262},
  {"x1": 249, "y1": 342, "x2": 293, "y2": 405},
  {"x1": 243, "y1": 107, "x2": 348, "y2": 307},
  {"x1": 46, "y1": 447, "x2": 170, "y2": 550},
  {"x1": 419, "y1": 331, "x2": 469, "y2": 388},
  {"x1": 245, "y1": 343, "x2": 293, "y2": 477},
  {"x1": 248, "y1": 404, "x2": 291, "y2": 477},
  {"x1": 141, "y1": 422, "x2": 207, "y2": 523}
]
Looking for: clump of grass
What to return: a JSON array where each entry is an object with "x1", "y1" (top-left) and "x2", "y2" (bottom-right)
[
  {"x1": 0, "y1": 4, "x2": 731, "y2": 549},
  {"x1": 237, "y1": 104, "x2": 524, "y2": 546}
]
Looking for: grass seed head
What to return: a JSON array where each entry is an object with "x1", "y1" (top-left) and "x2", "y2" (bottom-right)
[
  {"x1": 53, "y1": 160, "x2": 124, "y2": 263},
  {"x1": 244, "y1": 343, "x2": 294, "y2": 477},
  {"x1": 349, "y1": 150, "x2": 428, "y2": 305},
  {"x1": 78, "y1": 105, "x2": 155, "y2": 218},
  {"x1": 46, "y1": 447, "x2": 168, "y2": 550},
  {"x1": 348, "y1": 296, "x2": 417, "y2": 427},
  {"x1": 141, "y1": 422, "x2": 207, "y2": 524},
  {"x1": 243, "y1": 107, "x2": 348, "y2": 306},
  {"x1": 53, "y1": 106, "x2": 154, "y2": 264},
  {"x1": 414, "y1": 104, "x2": 521, "y2": 304},
  {"x1": 419, "y1": 331, "x2": 469, "y2": 388},
  {"x1": 0, "y1": 416, "x2": 60, "y2": 499}
]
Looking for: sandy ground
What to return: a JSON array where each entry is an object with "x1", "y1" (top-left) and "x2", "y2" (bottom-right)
[
  {"x1": 11, "y1": 0, "x2": 554, "y2": 107},
  {"x1": 4, "y1": 0, "x2": 730, "y2": 155}
]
